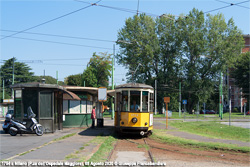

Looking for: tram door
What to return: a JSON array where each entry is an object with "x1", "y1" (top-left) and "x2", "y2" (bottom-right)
[{"x1": 115, "y1": 92, "x2": 122, "y2": 127}]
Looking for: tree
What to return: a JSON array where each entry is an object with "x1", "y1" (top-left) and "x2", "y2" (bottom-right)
[
  {"x1": 117, "y1": 14, "x2": 159, "y2": 84},
  {"x1": 178, "y1": 9, "x2": 244, "y2": 112},
  {"x1": 65, "y1": 74, "x2": 82, "y2": 86},
  {"x1": 231, "y1": 52, "x2": 250, "y2": 101},
  {"x1": 0, "y1": 57, "x2": 35, "y2": 99},
  {"x1": 116, "y1": 9, "x2": 244, "y2": 113},
  {"x1": 34, "y1": 75, "x2": 64, "y2": 85},
  {"x1": 82, "y1": 52, "x2": 112, "y2": 88}
]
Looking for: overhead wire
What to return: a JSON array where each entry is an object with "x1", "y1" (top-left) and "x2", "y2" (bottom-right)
[
  {"x1": 0, "y1": 35, "x2": 114, "y2": 50},
  {"x1": 74, "y1": 0, "x2": 180, "y2": 20},
  {"x1": 204, "y1": 0, "x2": 250, "y2": 13},
  {"x1": 0, "y1": 0, "x2": 102, "y2": 40},
  {"x1": 1, "y1": 29, "x2": 115, "y2": 43},
  {"x1": 216, "y1": 0, "x2": 250, "y2": 9}
]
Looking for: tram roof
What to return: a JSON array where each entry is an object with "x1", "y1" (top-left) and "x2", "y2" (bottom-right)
[{"x1": 116, "y1": 83, "x2": 153, "y2": 89}]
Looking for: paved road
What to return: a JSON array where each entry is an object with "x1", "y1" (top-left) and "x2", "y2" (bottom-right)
[
  {"x1": 0, "y1": 120, "x2": 80, "y2": 160},
  {"x1": 220, "y1": 122, "x2": 250, "y2": 129},
  {"x1": 0, "y1": 117, "x2": 114, "y2": 161}
]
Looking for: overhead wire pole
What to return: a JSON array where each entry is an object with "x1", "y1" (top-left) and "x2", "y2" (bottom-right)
[
  {"x1": 137, "y1": 0, "x2": 140, "y2": 16},
  {"x1": 219, "y1": 71, "x2": 223, "y2": 120},
  {"x1": 179, "y1": 82, "x2": 181, "y2": 117},
  {"x1": 12, "y1": 57, "x2": 14, "y2": 98},
  {"x1": 111, "y1": 44, "x2": 115, "y2": 120},
  {"x1": 2, "y1": 79, "x2": 4, "y2": 116},
  {"x1": 155, "y1": 80, "x2": 157, "y2": 115}
]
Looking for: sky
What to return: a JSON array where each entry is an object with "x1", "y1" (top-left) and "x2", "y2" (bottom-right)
[{"x1": 0, "y1": 0, "x2": 249, "y2": 85}]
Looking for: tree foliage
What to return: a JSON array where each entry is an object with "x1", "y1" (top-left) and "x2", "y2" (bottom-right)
[
  {"x1": 34, "y1": 76, "x2": 64, "y2": 85},
  {"x1": 82, "y1": 52, "x2": 112, "y2": 88},
  {"x1": 116, "y1": 8, "x2": 244, "y2": 112},
  {"x1": 231, "y1": 52, "x2": 250, "y2": 100},
  {"x1": 0, "y1": 57, "x2": 35, "y2": 99},
  {"x1": 65, "y1": 74, "x2": 82, "y2": 86}
]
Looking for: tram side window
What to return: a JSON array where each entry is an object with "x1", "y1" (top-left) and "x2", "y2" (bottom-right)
[
  {"x1": 149, "y1": 93, "x2": 154, "y2": 112},
  {"x1": 142, "y1": 91, "x2": 148, "y2": 112},
  {"x1": 130, "y1": 91, "x2": 140, "y2": 112},
  {"x1": 122, "y1": 91, "x2": 128, "y2": 111}
]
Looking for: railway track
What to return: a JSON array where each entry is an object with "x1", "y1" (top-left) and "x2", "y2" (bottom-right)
[
  {"x1": 106, "y1": 137, "x2": 157, "y2": 166},
  {"x1": 106, "y1": 137, "x2": 250, "y2": 167}
]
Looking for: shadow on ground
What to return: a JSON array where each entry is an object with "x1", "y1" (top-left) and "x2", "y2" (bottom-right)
[{"x1": 78, "y1": 126, "x2": 148, "y2": 140}]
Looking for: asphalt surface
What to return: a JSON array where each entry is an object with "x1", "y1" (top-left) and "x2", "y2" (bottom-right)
[
  {"x1": 220, "y1": 122, "x2": 250, "y2": 129},
  {"x1": 0, "y1": 117, "x2": 114, "y2": 161}
]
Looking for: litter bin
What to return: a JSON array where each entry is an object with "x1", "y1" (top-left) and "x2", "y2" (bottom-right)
[{"x1": 97, "y1": 118, "x2": 103, "y2": 127}]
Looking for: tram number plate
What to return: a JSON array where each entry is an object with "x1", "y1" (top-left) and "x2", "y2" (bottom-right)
[{"x1": 131, "y1": 114, "x2": 138, "y2": 117}]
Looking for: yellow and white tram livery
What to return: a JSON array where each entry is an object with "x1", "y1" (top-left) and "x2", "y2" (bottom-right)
[{"x1": 114, "y1": 83, "x2": 154, "y2": 136}]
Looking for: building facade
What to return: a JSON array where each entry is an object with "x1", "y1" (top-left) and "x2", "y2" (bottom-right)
[{"x1": 225, "y1": 34, "x2": 250, "y2": 112}]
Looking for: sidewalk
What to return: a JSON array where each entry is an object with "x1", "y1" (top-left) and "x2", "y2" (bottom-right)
[
  {"x1": 154, "y1": 119, "x2": 250, "y2": 147},
  {"x1": 7, "y1": 119, "x2": 114, "y2": 163}
]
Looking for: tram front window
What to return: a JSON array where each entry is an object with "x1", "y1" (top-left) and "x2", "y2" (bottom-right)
[{"x1": 130, "y1": 91, "x2": 140, "y2": 112}]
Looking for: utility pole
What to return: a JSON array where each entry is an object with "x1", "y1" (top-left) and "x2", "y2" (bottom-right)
[
  {"x1": 12, "y1": 57, "x2": 14, "y2": 98},
  {"x1": 179, "y1": 82, "x2": 181, "y2": 117},
  {"x1": 137, "y1": 0, "x2": 140, "y2": 16},
  {"x1": 2, "y1": 79, "x2": 5, "y2": 116},
  {"x1": 111, "y1": 44, "x2": 115, "y2": 120},
  {"x1": 56, "y1": 71, "x2": 58, "y2": 85},
  {"x1": 229, "y1": 86, "x2": 231, "y2": 126},
  {"x1": 155, "y1": 80, "x2": 157, "y2": 115},
  {"x1": 219, "y1": 71, "x2": 223, "y2": 120}
]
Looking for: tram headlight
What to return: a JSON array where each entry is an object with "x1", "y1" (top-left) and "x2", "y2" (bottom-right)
[{"x1": 131, "y1": 117, "x2": 137, "y2": 123}]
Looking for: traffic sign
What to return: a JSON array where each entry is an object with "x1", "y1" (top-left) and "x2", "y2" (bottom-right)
[
  {"x1": 182, "y1": 100, "x2": 187, "y2": 104},
  {"x1": 98, "y1": 87, "x2": 107, "y2": 101},
  {"x1": 164, "y1": 97, "x2": 170, "y2": 103}
]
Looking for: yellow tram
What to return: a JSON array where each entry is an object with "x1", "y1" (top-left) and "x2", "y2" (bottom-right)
[{"x1": 114, "y1": 83, "x2": 154, "y2": 136}]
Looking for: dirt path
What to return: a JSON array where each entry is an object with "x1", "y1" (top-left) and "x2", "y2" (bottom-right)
[
  {"x1": 109, "y1": 138, "x2": 152, "y2": 166},
  {"x1": 109, "y1": 136, "x2": 250, "y2": 167}
]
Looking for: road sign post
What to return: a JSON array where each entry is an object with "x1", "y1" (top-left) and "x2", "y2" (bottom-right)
[
  {"x1": 203, "y1": 103, "x2": 206, "y2": 118},
  {"x1": 98, "y1": 87, "x2": 107, "y2": 113},
  {"x1": 164, "y1": 97, "x2": 170, "y2": 129},
  {"x1": 97, "y1": 87, "x2": 107, "y2": 127},
  {"x1": 182, "y1": 100, "x2": 187, "y2": 121}
]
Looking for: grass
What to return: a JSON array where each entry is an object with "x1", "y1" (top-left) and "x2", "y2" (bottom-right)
[
  {"x1": 167, "y1": 121, "x2": 250, "y2": 142},
  {"x1": 154, "y1": 111, "x2": 250, "y2": 119},
  {"x1": 65, "y1": 153, "x2": 79, "y2": 160},
  {"x1": 64, "y1": 134, "x2": 117, "y2": 164},
  {"x1": 85, "y1": 135, "x2": 116, "y2": 163},
  {"x1": 151, "y1": 129, "x2": 250, "y2": 153},
  {"x1": 103, "y1": 111, "x2": 113, "y2": 118},
  {"x1": 137, "y1": 144, "x2": 150, "y2": 150},
  {"x1": 53, "y1": 133, "x2": 76, "y2": 142}
]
